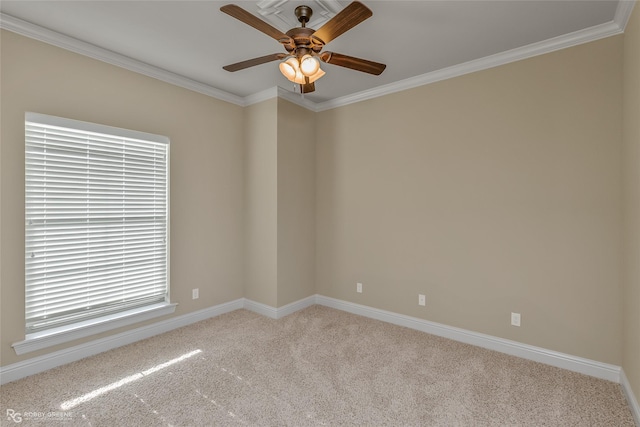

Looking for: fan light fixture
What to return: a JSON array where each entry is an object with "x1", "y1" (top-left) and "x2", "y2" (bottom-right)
[
  {"x1": 221, "y1": 2, "x2": 386, "y2": 94},
  {"x1": 279, "y1": 55, "x2": 325, "y2": 85}
]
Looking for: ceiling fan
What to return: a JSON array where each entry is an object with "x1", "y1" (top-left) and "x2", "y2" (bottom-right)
[{"x1": 220, "y1": 1, "x2": 386, "y2": 94}]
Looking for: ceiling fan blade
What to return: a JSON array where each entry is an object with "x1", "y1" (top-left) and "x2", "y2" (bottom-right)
[
  {"x1": 311, "y1": 1, "x2": 372, "y2": 46},
  {"x1": 220, "y1": 4, "x2": 293, "y2": 45},
  {"x1": 319, "y1": 52, "x2": 386, "y2": 75},
  {"x1": 223, "y1": 53, "x2": 286, "y2": 72},
  {"x1": 300, "y1": 82, "x2": 316, "y2": 93}
]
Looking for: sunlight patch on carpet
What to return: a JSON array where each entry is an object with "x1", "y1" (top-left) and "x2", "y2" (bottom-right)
[{"x1": 60, "y1": 349, "x2": 202, "y2": 410}]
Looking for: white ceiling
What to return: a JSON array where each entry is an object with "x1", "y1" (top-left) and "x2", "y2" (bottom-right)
[{"x1": 0, "y1": 1, "x2": 634, "y2": 108}]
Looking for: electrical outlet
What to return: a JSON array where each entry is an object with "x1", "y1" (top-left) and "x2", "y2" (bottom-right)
[
  {"x1": 511, "y1": 312, "x2": 521, "y2": 327},
  {"x1": 192, "y1": 288, "x2": 199, "y2": 300},
  {"x1": 418, "y1": 294, "x2": 426, "y2": 306},
  {"x1": 356, "y1": 282, "x2": 363, "y2": 293}
]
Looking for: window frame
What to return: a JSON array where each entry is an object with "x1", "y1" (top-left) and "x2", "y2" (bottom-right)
[{"x1": 14, "y1": 113, "x2": 175, "y2": 355}]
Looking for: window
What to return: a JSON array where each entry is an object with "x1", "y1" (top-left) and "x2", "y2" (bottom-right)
[{"x1": 24, "y1": 113, "x2": 170, "y2": 336}]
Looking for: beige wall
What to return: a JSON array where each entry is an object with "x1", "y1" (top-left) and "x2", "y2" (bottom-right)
[
  {"x1": 623, "y1": 3, "x2": 640, "y2": 402},
  {"x1": 316, "y1": 35, "x2": 624, "y2": 364},
  {"x1": 0, "y1": 31, "x2": 245, "y2": 366},
  {"x1": 1, "y1": 10, "x2": 637, "y2": 395},
  {"x1": 243, "y1": 98, "x2": 316, "y2": 307},
  {"x1": 243, "y1": 99, "x2": 278, "y2": 307},
  {"x1": 277, "y1": 98, "x2": 316, "y2": 306}
]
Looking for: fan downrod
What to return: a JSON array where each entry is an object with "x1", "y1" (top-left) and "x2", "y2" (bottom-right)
[{"x1": 295, "y1": 5, "x2": 313, "y2": 27}]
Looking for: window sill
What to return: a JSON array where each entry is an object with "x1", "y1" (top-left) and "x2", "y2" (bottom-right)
[{"x1": 12, "y1": 303, "x2": 177, "y2": 355}]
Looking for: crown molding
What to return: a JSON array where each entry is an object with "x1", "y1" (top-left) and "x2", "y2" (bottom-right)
[
  {"x1": 241, "y1": 86, "x2": 320, "y2": 111},
  {"x1": 1, "y1": 0, "x2": 636, "y2": 113},
  {"x1": 276, "y1": 86, "x2": 321, "y2": 111},
  {"x1": 314, "y1": 19, "x2": 627, "y2": 111},
  {"x1": 242, "y1": 86, "x2": 279, "y2": 106},
  {"x1": 314, "y1": 0, "x2": 635, "y2": 111},
  {"x1": 615, "y1": 0, "x2": 637, "y2": 30},
  {"x1": 0, "y1": 13, "x2": 245, "y2": 107}
]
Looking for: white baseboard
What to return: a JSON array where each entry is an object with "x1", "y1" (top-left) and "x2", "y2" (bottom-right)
[
  {"x1": 2, "y1": 292, "x2": 638, "y2": 422},
  {"x1": 13, "y1": 303, "x2": 178, "y2": 356},
  {"x1": 242, "y1": 299, "x2": 278, "y2": 318},
  {"x1": 0, "y1": 295, "x2": 317, "y2": 384},
  {"x1": 243, "y1": 295, "x2": 316, "y2": 319},
  {"x1": 0, "y1": 298, "x2": 244, "y2": 385},
  {"x1": 314, "y1": 295, "x2": 622, "y2": 383},
  {"x1": 320, "y1": 293, "x2": 637, "y2": 418},
  {"x1": 621, "y1": 369, "x2": 640, "y2": 426},
  {"x1": 275, "y1": 295, "x2": 317, "y2": 318}
]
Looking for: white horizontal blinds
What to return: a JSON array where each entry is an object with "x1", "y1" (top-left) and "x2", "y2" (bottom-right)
[{"x1": 25, "y1": 113, "x2": 169, "y2": 333}]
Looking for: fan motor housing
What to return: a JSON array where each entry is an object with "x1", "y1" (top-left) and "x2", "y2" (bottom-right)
[{"x1": 285, "y1": 27, "x2": 322, "y2": 53}]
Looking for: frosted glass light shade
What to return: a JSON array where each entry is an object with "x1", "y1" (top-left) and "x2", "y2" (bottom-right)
[
  {"x1": 279, "y1": 57, "x2": 298, "y2": 81},
  {"x1": 306, "y1": 68, "x2": 325, "y2": 83},
  {"x1": 300, "y1": 55, "x2": 320, "y2": 76}
]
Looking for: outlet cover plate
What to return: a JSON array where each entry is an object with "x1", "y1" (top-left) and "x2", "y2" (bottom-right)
[{"x1": 511, "y1": 312, "x2": 521, "y2": 327}]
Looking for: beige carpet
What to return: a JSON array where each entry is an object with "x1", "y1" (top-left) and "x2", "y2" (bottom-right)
[{"x1": 0, "y1": 306, "x2": 635, "y2": 426}]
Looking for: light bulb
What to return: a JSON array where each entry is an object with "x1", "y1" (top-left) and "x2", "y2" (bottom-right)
[
  {"x1": 279, "y1": 62, "x2": 296, "y2": 81},
  {"x1": 279, "y1": 57, "x2": 300, "y2": 82},
  {"x1": 293, "y1": 69, "x2": 306, "y2": 84},
  {"x1": 300, "y1": 55, "x2": 320, "y2": 76},
  {"x1": 307, "y1": 67, "x2": 325, "y2": 83}
]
